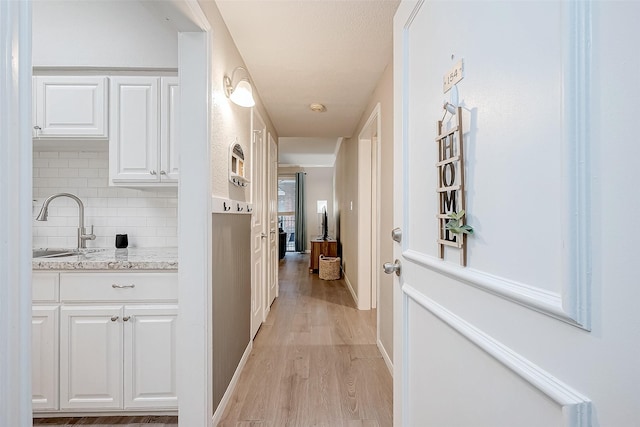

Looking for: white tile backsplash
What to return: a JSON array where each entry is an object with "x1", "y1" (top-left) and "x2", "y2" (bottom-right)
[{"x1": 33, "y1": 150, "x2": 178, "y2": 248}]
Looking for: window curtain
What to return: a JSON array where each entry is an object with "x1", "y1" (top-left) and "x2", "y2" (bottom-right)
[{"x1": 294, "y1": 172, "x2": 306, "y2": 252}]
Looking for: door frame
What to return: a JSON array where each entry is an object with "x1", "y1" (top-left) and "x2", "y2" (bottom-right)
[
  {"x1": 251, "y1": 108, "x2": 268, "y2": 335},
  {"x1": 357, "y1": 103, "x2": 382, "y2": 311},
  {"x1": 0, "y1": 0, "x2": 33, "y2": 424},
  {"x1": 267, "y1": 133, "x2": 279, "y2": 305}
]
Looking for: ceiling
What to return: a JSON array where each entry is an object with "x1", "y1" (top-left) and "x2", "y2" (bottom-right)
[{"x1": 215, "y1": 0, "x2": 399, "y2": 166}]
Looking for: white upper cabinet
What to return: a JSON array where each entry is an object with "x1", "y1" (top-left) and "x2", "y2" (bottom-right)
[
  {"x1": 109, "y1": 76, "x2": 179, "y2": 187},
  {"x1": 33, "y1": 76, "x2": 108, "y2": 139},
  {"x1": 160, "y1": 77, "x2": 180, "y2": 183}
]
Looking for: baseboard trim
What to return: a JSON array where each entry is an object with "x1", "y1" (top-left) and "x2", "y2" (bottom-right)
[
  {"x1": 343, "y1": 273, "x2": 358, "y2": 307},
  {"x1": 211, "y1": 340, "x2": 253, "y2": 425},
  {"x1": 377, "y1": 338, "x2": 393, "y2": 376}
]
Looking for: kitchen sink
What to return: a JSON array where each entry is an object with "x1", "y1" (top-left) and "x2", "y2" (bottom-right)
[{"x1": 32, "y1": 248, "x2": 105, "y2": 258}]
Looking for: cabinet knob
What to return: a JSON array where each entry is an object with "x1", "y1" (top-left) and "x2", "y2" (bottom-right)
[
  {"x1": 160, "y1": 170, "x2": 166, "y2": 175},
  {"x1": 33, "y1": 125, "x2": 41, "y2": 130},
  {"x1": 123, "y1": 316, "x2": 131, "y2": 322},
  {"x1": 111, "y1": 316, "x2": 119, "y2": 322},
  {"x1": 150, "y1": 170, "x2": 157, "y2": 175}
]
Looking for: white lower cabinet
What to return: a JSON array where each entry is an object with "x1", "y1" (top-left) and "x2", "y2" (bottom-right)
[
  {"x1": 32, "y1": 306, "x2": 59, "y2": 411},
  {"x1": 60, "y1": 304, "x2": 178, "y2": 410},
  {"x1": 33, "y1": 271, "x2": 178, "y2": 414},
  {"x1": 124, "y1": 305, "x2": 178, "y2": 409},
  {"x1": 60, "y1": 305, "x2": 124, "y2": 410}
]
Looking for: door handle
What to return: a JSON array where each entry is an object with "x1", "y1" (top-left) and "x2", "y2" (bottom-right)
[{"x1": 383, "y1": 259, "x2": 401, "y2": 276}]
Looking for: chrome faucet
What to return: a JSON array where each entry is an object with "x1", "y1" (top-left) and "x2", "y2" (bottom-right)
[{"x1": 36, "y1": 193, "x2": 96, "y2": 249}]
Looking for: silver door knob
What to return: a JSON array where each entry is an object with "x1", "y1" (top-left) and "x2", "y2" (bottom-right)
[
  {"x1": 383, "y1": 259, "x2": 401, "y2": 276},
  {"x1": 391, "y1": 227, "x2": 402, "y2": 243}
]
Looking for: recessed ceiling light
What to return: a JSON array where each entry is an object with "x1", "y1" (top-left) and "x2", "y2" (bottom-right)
[{"x1": 309, "y1": 103, "x2": 327, "y2": 113}]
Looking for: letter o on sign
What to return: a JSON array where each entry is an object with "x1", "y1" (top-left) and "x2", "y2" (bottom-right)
[{"x1": 442, "y1": 162, "x2": 456, "y2": 187}]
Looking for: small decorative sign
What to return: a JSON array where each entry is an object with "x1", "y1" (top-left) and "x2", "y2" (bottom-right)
[
  {"x1": 443, "y1": 59, "x2": 464, "y2": 93},
  {"x1": 436, "y1": 105, "x2": 470, "y2": 266}
]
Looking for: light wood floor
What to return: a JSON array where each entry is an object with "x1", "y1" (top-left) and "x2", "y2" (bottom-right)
[
  {"x1": 33, "y1": 253, "x2": 392, "y2": 427},
  {"x1": 218, "y1": 252, "x2": 393, "y2": 427},
  {"x1": 33, "y1": 416, "x2": 177, "y2": 426}
]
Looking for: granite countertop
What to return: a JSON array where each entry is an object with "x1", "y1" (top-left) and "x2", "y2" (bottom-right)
[{"x1": 32, "y1": 247, "x2": 178, "y2": 271}]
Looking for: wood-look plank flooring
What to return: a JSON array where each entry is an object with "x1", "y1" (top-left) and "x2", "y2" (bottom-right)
[
  {"x1": 33, "y1": 416, "x2": 177, "y2": 426},
  {"x1": 218, "y1": 253, "x2": 393, "y2": 427}
]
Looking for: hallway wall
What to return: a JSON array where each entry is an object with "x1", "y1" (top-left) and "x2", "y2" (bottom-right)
[
  {"x1": 198, "y1": 1, "x2": 278, "y2": 203},
  {"x1": 335, "y1": 61, "x2": 394, "y2": 365}
]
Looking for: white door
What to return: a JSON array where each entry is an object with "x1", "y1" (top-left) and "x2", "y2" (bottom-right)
[
  {"x1": 60, "y1": 306, "x2": 123, "y2": 410},
  {"x1": 250, "y1": 111, "x2": 267, "y2": 338},
  {"x1": 267, "y1": 134, "x2": 278, "y2": 307},
  {"x1": 393, "y1": 2, "x2": 598, "y2": 426},
  {"x1": 31, "y1": 306, "x2": 58, "y2": 411},
  {"x1": 123, "y1": 305, "x2": 178, "y2": 409}
]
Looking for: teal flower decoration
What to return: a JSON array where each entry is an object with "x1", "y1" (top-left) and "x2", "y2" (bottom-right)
[{"x1": 444, "y1": 210, "x2": 474, "y2": 235}]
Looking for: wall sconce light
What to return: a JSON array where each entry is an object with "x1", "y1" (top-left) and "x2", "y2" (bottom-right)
[{"x1": 223, "y1": 66, "x2": 256, "y2": 108}]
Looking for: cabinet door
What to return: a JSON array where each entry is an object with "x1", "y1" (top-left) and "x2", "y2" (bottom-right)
[
  {"x1": 34, "y1": 76, "x2": 108, "y2": 138},
  {"x1": 60, "y1": 305, "x2": 123, "y2": 410},
  {"x1": 160, "y1": 77, "x2": 179, "y2": 183},
  {"x1": 109, "y1": 76, "x2": 159, "y2": 183},
  {"x1": 123, "y1": 305, "x2": 178, "y2": 409},
  {"x1": 32, "y1": 305, "x2": 59, "y2": 411}
]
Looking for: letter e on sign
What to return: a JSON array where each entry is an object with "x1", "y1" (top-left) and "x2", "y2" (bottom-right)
[{"x1": 443, "y1": 59, "x2": 464, "y2": 93}]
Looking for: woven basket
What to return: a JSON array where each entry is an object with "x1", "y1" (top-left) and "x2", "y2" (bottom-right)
[{"x1": 319, "y1": 256, "x2": 341, "y2": 280}]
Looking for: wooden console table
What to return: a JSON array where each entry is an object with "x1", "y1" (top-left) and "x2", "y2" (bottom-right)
[{"x1": 309, "y1": 239, "x2": 337, "y2": 272}]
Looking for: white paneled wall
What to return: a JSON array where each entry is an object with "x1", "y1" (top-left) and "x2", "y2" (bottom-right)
[{"x1": 33, "y1": 151, "x2": 177, "y2": 248}]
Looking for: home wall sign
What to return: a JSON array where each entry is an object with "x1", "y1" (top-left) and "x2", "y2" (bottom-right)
[{"x1": 436, "y1": 104, "x2": 469, "y2": 266}]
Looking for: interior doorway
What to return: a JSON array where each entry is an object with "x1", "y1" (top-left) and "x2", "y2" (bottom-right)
[{"x1": 277, "y1": 176, "x2": 296, "y2": 252}]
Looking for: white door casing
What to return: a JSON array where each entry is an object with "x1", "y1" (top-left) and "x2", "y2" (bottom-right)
[
  {"x1": 0, "y1": 2, "x2": 32, "y2": 423},
  {"x1": 250, "y1": 110, "x2": 267, "y2": 338},
  {"x1": 357, "y1": 104, "x2": 382, "y2": 311},
  {"x1": 267, "y1": 134, "x2": 279, "y2": 306},
  {"x1": 393, "y1": 1, "x2": 593, "y2": 426}
]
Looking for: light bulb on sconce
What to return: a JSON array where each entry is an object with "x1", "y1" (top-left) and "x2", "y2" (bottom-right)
[{"x1": 223, "y1": 66, "x2": 256, "y2": 108}]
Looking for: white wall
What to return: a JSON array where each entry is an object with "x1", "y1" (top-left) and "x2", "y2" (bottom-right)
[
  {"x1": 334, "y1": 131, "x2": 359, "y2": 291},
  {"x1": 304, "y1": 167, "x2": 335, "y2": 243},
  {"x1": 198, "y1": 1, "x2": 277, "y2": 203},
  {"x1": 33, "y1": 150, "x2": 178, "y2": 248},
  {"x1": 32, "y1": 0, "x2": 178, "y2": 69}
]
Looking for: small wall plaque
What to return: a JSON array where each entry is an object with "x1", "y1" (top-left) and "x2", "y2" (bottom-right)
[{"x1": 443, "y1": 59, "x2": 464, "y2": 93}]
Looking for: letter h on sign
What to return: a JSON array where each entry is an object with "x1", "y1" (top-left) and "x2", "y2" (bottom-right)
[{"x1": 435, "y1": 106, "x2": 467, "y2": 266}]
